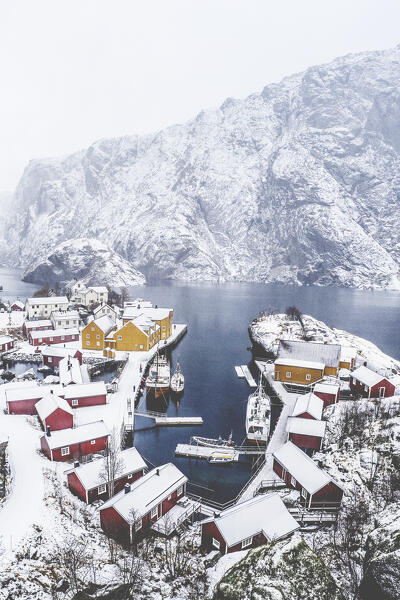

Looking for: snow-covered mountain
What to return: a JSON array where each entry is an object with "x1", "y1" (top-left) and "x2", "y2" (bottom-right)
[
  {"x1": 22, "y1": 238, "x2": 146, "y2": 287},
  {"x1": 4, "y1": 45, "x2": 400, "y2": 288}
]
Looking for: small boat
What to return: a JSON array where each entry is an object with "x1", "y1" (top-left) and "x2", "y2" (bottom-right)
[
  {"x1": 192, "y1": 431, "x2": 236, "y2": 448},
  {"x1": 246, "y1": 379, "x2": 271, "y2": 444},
  {"x1": 170, "y1": 361, "x2": 184, "y2": 393},
  {"x1": 208, "y1": 451, "x2": 236, "y2": 464},
  {"x1": 146, "y1": 351, "x2": 170, "y2": 397}
]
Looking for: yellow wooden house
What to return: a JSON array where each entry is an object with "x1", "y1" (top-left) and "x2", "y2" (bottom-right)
[
  {"x1": 82, "y1": 315, "x2": 116, "y2": 350},
  {"x1": 274, "y1": 358, "x2": 325, "y2": 385},
  {"x1": 105, "y1": 318, "x2": 160, "y2": 352},
  {"x1": 122, "y1": 306, "x2": 173, "y2": 340},
  {"x1": 274, "y1": 339, "x2": 341, "y2": 384}
]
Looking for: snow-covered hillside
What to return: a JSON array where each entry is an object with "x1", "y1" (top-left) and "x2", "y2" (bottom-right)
[
  {"x1": 4, "y1": 45, "x2": 400, "y2": 288},
  {"x1": 22, "y1": 238, "x2": 146, "y2": 288}
]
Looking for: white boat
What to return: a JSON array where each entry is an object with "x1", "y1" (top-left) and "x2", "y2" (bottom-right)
[
  {"x1": 245, "y1": 379, "x2": 271, "y2": 444},
  {"x1": 192, "y1": 431, "x2": 235, "y2": 448},
  {"x1": 146, "y1": 353, "x2": 170, "y2": 397},
  {"x1": 170, "y1": 361, "x2": 184, "y2": 393}
]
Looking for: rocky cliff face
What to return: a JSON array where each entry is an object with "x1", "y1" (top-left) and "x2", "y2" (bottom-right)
[
  {"x1": 22, "y1": 238, "x2": 146, "y2": 287},
  {"x1": 4, "y1": 45, "x2": 400, "y2": 288}
]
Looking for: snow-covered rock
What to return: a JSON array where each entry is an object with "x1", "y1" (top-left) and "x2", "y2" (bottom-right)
[
  {"x1": 22, "y1": 237, "x2": 146, "y2": 288},
  {"x1": 4, "y1": 46, "x2": 400, "y2": 288}
]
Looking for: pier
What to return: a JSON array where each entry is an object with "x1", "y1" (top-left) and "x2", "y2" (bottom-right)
[
  {"x1": 234, "y1": 365, "x2": 244, "y2": 378},
  {"x1": 240, "y1": 365, "x2": 257, "y2": 387},
  {"x1": 135, "y1": 410, "x2": 203, "y2": 426},
  {"x1": 175, "y1": 444, "x2": 239, "y2": 461}
]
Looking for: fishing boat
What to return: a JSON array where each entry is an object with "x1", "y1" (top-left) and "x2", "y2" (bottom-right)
[
  {"x1": 192, "y1": 431, "x2": 236, "y2": 448},
  {"x1": 170, "y1": 361, "x2": 184, "y2": 393},
  {"x1": 146, "y1": 352, "x2": 170, "y2": 397},
  {"x1": 208, "y1": 450, "x2": 237, "y2": 464},
  {"x1": 245, "y1": 379, "x2": 271, "y2": 444}
]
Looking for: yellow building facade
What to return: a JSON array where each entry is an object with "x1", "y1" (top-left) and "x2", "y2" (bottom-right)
[
  {"x1": 105, "y1": 320, "x2": 160, "y2": 352},
  {"x1": 274, "y1": 359, "x2": 325, "y2": 385},
  {"x1": 82, "y1": 317, "x2": 116, "y2": 350}
]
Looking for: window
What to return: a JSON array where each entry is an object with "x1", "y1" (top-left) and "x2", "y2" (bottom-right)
[
  {"x1": 177, "y1": 485, "x2": 183, "y2": 496},
  {"x1": 48, "y1": 357, "x2": 52, "y2": 363},
  {"x1": 38, "y1": 338, "x2": 42, "y2": 343},
  {"x1": 162, "y1": 325, "x2": 166, "y2": 330},
  {"x1": 151, "y1": 506, "x2": 158, "y2": 519},
  {"x1": 71, "y1": 399, "x2": 78, "y2": 407},
  {"x1": 96, "y1": 334, "x2": 100, "y2": 339},
  {"x1": 139, "y1": 345, "x2": 144, "y2": 349},
  {"x1": 212, "y1": 538, "x2": 220, "y2": 550},
  {"x1": 86, "y1": 341, "x2": 90, "y2": 346},
  {"x1": 127, "y1": 473, "x2": 133, "y2": 479},
  {"x1": 61, "y1": 446, "x2": 70, "y2": 456},
  {"x1": 290, "y1": 476, "x2": 296, "y2": 487},
  {"x1": 167, "y1": 494, "x2": 172, "y2": 500},
  {"x1": 86, "y1": 334, "x2": 90, "y2": 338},
  {"x1": 364, "y1": 385, "x2": 368, "y2": 392},
  {"x1": 91, "y1": 326, "x2": 95, "y2": 331},
  {"x1": 61, "y1": 336, "x2": 65, "y2": 341},
  {"x1": 96, "y1": 341, "x2": 100, "y2": 347},
  {"x1": 135, "y1": 519, "x2": 142, "y2": 532},
  {"x1": 301, "y1": 488, "x2": 307, "y2": 499},
  {"x1": 306, "y1": 374, "x2": 311, "y2": 381},
  {"x1": 50, "y1": 337, "x2": 54, "y2": 342},
  {"x1": 90, "y1": 440, "x2": 96, "y2": 445},
  {"x1": 118, "y1": 335, "x2": 122, "y2": 340},
  {"x1": 97, "y1": 483, "x2": 107, "y2": 494},
  {"x1": 241, "y1": 537, "x2": 253, "y2": 549},
  {"x1": 286, "y1": 371, "x2": 291, "y2": 378}
]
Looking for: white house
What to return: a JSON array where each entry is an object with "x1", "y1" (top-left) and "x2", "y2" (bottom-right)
[
  {"x1": 51, "y1": 310, "x2": 80, "y2": 330},
  {"x1": 93, "y1": 303, "x2": 118, "y2": 323},
  {"x1": 71, "y1": 283, "x2": 108, "y2": 307},
  {"x1": 25, "y1": 296, "x2": 69, "y2": 319}
]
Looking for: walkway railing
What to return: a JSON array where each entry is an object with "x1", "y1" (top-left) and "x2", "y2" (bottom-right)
[{"x1": 151, "y1": 497, "x2": 202, "y2": 536}]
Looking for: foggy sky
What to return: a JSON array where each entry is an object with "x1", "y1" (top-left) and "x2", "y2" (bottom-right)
[{"x1": 1, "y1": 0, "x2": 399, "y2": 191}]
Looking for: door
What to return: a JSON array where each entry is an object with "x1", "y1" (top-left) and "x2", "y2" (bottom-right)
[{"x1": 379, "y1": 386, "x2": 385, "y2": 398}]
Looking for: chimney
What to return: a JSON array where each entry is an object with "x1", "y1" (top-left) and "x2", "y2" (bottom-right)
[
  {"x1": 124, "y1": 483, "x2": 130, "y2": 494},
  {"x1": 74, "y1": 460, "x2": 79, "y2": 468},
  {"x1": 50, "y1": 389, "x2": 53, "y2": 394},
  {"x1": 156, "y1": 468, "x2": 160, "y2": 476},
  {"x1": 46, "y1": 425, "x2": 51, "y2": 437}
]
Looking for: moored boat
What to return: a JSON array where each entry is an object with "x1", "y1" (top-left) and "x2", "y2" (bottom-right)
[
  {"x1": 208, "y1": 450, "x2": 237, "y2": 464},
  {"x1": 146, "y1": 352, "x2": 170, "y2": 397},
  {"x1": 192, "y1": 431, "x2": 236, "y2": 448},
  {"x1": 170, "y1": 361, "x2": 184, "y2": 393},
  {"x1": 245, "y1": 379, "x2": 270, "y2": 444}
]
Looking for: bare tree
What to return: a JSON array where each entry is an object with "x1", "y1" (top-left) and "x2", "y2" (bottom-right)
[
  {"x1": 120, "y1": 287, "x2": 130, "y2": 308},
  {"x1": 163, "y1": 526, "x2": 196, "y2": 580},
  {"x1": 52, "y1": 534, "x2": 92, "y2": 599},
  {"x1": 100, "y1": 427, "x2": 123, "y2": 499}
]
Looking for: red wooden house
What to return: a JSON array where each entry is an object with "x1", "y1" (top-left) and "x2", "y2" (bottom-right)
[
  {"x1": 29, "y1": 327, "x2": 79, "y2": 346},
  {"x1": 292, "y1": 393, "x2": 323, "y2": 420},
  {"x1": 201, "y1": 493, "x2": 299, "y2": 554},
  {"x1": 40, "y1": 346, "x2": 83, "y2": 368},
  {"x1": 40, "y1": 420, "x2": 109, "y2": 461},
  {"x1": 273, "y1": 441, "x2": 344, "y2": 508},
  {"x1": 350, "y1": 366, "x2": 395, "y2": 399},
  {"x1": 313, "y1": 382, "x2": 340, "y2": 407},
  {"x1": 11, "y1": 300, "x2": 24, "y2": 311},
  {"x1": 5, "y1": 383, "x2": 64, "y2": 415},
  {"x1": 100, "y1": 463, "x2": 187, "y2": 544},
  {"x1": 23, "y1": 319, "x2": 53, "y2": 335},
  {"x1": 35, "y1": 392, "x2": 74, "y2": 431},
  {"x1": 63, "y1": 382, "x2": 107, "y2": 408},
  {"x1": 285, "y1": 417, "x2": 326, "y2": 452},
  {"x1": 0, "y1": 336, "x2": 15, "y2": 352},
  {"x1": 66, "y1": 447, "x2": 146, "y2": 504}
]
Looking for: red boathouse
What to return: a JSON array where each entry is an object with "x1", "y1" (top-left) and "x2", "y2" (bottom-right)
[
  {"x1": 313, "y1": 382, "x2": 340, "y2": 407},
  {"x1": 40, "y1": 421, "x2": 109, "y2": 461},
  {"x1": 63, "y1": 382, "x2": 107, "y2": 408},
  {"x1": 29, "y1": 328, "x2": 79, "y2": 346},
  {"x1": 285, "y1": 417, "x2": 326, "y2": 452},
  {"x1": 40, "y1": 346, "x2": 83, "y2": 368},
  {"x1": 35, "y1": 392, "x2": 74, "y2": 431},
  {"x1": 292, "y1": 393, "x2": 323, "y2": 420},
  {"x1": 350, "y1": 366, "x2": 395, "y2": 399}
]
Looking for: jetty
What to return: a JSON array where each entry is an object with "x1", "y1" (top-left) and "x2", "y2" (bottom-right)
[
  {"x1": 175, "y1": 444, "x2": 239, "y2": 461},
  {"x1": 234, "y1": 365, "x2": 244, "y2": 378},
  {"x1": 135, "y1": 410, "x2": 203, "y2": 427},
  {"x1": 240, "y1": 365, "x2": 257, "y2": 387}
]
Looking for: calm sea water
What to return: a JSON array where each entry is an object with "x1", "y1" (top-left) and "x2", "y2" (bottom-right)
[{"x1": 2, "y1": 267, "x2": 400, "y2": 502}]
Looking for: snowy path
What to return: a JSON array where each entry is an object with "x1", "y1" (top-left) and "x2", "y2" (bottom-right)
[
  {"x1": 239, "y1": 362, "x2": 297, "y2": 501},
  {"x1": 0, "y1": 413, "x2": 45, "y2": 557}
]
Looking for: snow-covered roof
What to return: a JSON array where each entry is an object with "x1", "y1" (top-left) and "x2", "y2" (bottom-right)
[
  {"x1": 275, "y1": 357, "x2": 325, "y2": 371},
  {"x1": 277, "y1": 340, "x2": 341, "y2": 368},
  {"x1": 26, "y1": 296, "x2": 68, "y2": 306},
  {"x1": 63, "y1": 382, "x2": 107, "y2": 399},
  {"x1": 351, "y1": 365, "x2": 386, "y2": 387},
  {"x1": 40, "y1": 346, "x2": 81, "y2": 358},
  {"x1": 99, "y1": 463, "x2": 187, "y2": 522},
  {"x1": 68, "y1": 447, "x2": 146, "y2": 490},
  {"x1": 340, "y1": 346, "x2": 357, "y2": 362},
  {"x1": 286, "y1": 417, "x2": 326, "y2": 438},
  {"x1": 24, "y1": 319, "x2": 53, "y2": 328},
  {"x1": 36, "y1": 392, "x2": 74, "y2": 421},
  {"x1": 88, "y1": 286, "x2": 108, "y2": 294},
  {"x1": 122, "y1": 306, "x2": 172, "y2": 322},
  {"x1": 12, "y1": 300, "x2": 24, "y2": 309},
  {"x1": 91, "y1": 315, "x2": 115, "y2": 334},
  {"x1": 30, "y1": 328, "x2": 79, "y2": 340},
  {"x1": 94, "y1": 303, "x2": 116, "y2": 314},
  {"x1": 5, "y1": 384, "x2": 64, "y2": 403},
  {"x1": 51, "y1": 310, "x2": 79, "y2": 320},
  {"x1": 0, "y1": 335, "x2": 13, "y2": 344},
  {"x1": 313, "y1": 382, "x2": 340, "y2": 395},
  {"x1": 59, "y1": 357, "x2": 83, "y2": 385},
  {"x1": 292, "y1": 393, "x2": 323, "y2": 420},
  {"x1": 43, "y1": 421, "x2": 109, "y2": 449},
  {"x1": 203, "y1": 494, "x2": 299, "y2": 547},
  {"x1": 273, "y1": 441, "x2": 335, "y2": 495}
]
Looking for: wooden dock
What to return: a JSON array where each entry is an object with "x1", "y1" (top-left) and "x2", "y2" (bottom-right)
[
  {"x1": 240, "y1": 365, "x2": 257, "y2": 387},
  {"x1": 155, "y1": 416, "x2": 203, "y2": 426},
  {"x1": 235, "y1": 366, "x2": 244, "y2": 378},
  {"x1": 175, "y1": 444, "x2": 239, "y2": 461}
]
